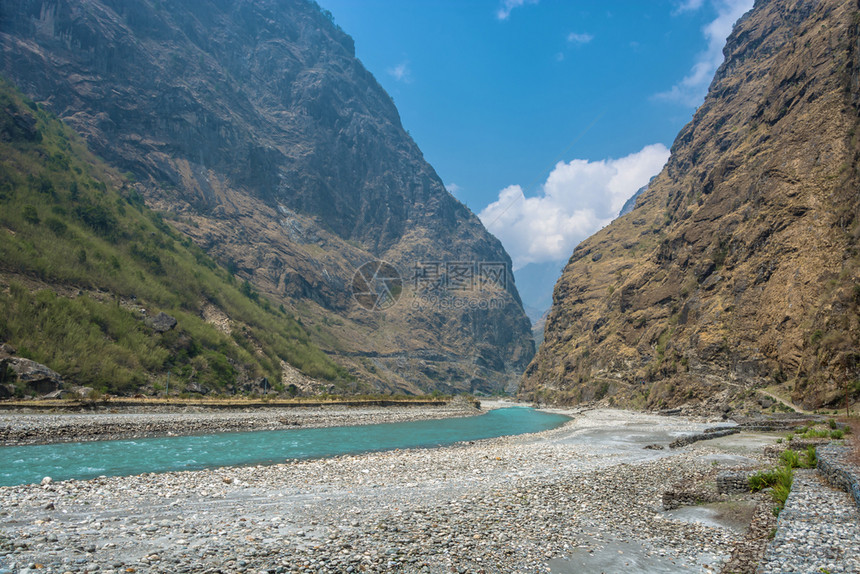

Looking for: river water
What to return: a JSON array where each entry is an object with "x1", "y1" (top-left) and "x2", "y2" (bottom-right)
[{"x1": 0, "y1": 407, "x2": 569, "y2": 486}]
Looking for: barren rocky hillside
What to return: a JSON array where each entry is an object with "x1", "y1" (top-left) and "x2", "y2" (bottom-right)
[{"x1": 523, "y1": 0, "x2": 860, "y2": 410}]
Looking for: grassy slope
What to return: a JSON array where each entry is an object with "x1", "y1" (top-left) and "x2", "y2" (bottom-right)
[{"x1": 0, "y1": 78, "x2": 350, "y2": 396}]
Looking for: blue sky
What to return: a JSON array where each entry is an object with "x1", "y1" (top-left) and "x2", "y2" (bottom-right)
[{"x1": 317, "y1": 0, "x2": 753, "y2": 312}]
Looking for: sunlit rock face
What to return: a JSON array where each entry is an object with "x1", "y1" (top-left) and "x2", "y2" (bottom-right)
[{"x1": 523, "y1": 0, "x2": 860, "y2": 410}]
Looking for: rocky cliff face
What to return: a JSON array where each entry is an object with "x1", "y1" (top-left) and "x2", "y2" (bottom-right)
[
  {"x1": 0, "y1": 0, "x2": 534, "y2": 394},
  {"x1": 523, "y1": 0, "x2": 860, "y2": 410}
]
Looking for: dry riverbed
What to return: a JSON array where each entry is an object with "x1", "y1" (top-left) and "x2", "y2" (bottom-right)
[{"x1": 0, "y1": 409, "x2": 780, "y2": 574}]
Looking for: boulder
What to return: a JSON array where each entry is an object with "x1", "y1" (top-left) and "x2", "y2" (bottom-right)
[
  {"x1": 758, "y1": 397, "x2": 775, "y2": 409},
  {"x1": 145, "y1": 311, "x2": 177, "y2": 332},
  {"x1": 42, "y1": 389, "x2": 75, "y2": 400},
  {"x1": 6, "y1": 358, "x2": 63, "y2": 395},
  {"x1": 185, "y1": 382, "x2": 210, "y2": 395},
  {"x1": 241, "y1": 377, "x2": 273, "y2": 394}
]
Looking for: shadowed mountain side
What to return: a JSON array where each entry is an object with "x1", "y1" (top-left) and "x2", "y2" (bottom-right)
[{"x1": 0, "y1": 0, "x2": 534, "y2": 393}]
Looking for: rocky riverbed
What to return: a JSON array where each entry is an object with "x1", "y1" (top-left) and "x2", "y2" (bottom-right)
[
  {"x1": 0, "y1": 401, "x2": 484, "y2": 446},
  {"x1": 0, "y1": 409, "x2": 782, "y2": 574}
]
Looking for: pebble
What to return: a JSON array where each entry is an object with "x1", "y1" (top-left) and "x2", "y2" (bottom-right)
[
  {"x1": 0, "y1": 407, "x2": 794, "y2": 573},
  {"x1": 758, "y1": 471, "x2": 860, "y2": 574}
]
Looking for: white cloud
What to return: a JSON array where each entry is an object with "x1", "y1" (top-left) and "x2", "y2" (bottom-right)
[
  {"x1": 656, "y1": 0, "x2": 753, "y2": 106},
  {"x1": 567, "y1": 32, "x2": 594, "y2": 44},
  {"x1": 496, "y1": 0, "x2": 538, "y2": 20},
  {"x1": 445, "y1": 183, "x2": 461, "y2": 196},
  {"x1": 674, "y1": 0, "x2": 705, "y2": 14},
  {"x1": 387, "y1": 61, "x2": 411, "y2": 83},
  {"x1": 479, "y1": 144, "x2": 670, "y2": 270}
]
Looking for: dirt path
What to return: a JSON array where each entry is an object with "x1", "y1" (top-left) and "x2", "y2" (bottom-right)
[{"x1": 757, "y1": 388, "x2": 812, "y2": 415}]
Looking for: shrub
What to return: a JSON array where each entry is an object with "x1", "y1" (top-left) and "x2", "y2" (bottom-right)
[
  {"x1": 749, "y1": 461, "x2": 794, "y2": 516},
  {"x1": 22, "y1": 205, "x2": 39, "y2": 224},
  {"x1": 780, "y1": 449, "x2": 800, "y2": 468},
  {"x1": 803, "y1": 445, "x2": 817, "y2": 468},
  {"x1": 0, "y1": 364, "x2": 16, "y2": 385},
  {"x1": 771, "y1": 465, "x2": 794, "y2": 513},
  {"x1": 44, "y1": 217, "x2": 67, "y2": 235},
  {"x1": 75, "y1": 201, "x2": 116, "y2": 237},
  {"x1": 749, "y1": 469, "x2": 779, "y2": 492},
  {"x1": 771, "y1": 481, "x2": 791, "y2": 510},
  {"x1": 594, "y1": 381, "x2": 611, "y2": 400}
]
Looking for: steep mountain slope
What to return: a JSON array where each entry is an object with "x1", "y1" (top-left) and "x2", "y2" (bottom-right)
[
  {"x1": 523, "y1": 0, "x2": 860, "y2": 410},
  {"x1": 0, "y1": 79, "x2": 347, "y2": 398},
  {"x1": 0, "y1": 0, "x2": 534, "y2": 394}
]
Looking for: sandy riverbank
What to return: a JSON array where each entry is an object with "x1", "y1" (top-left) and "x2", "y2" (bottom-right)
[{"x1": 0, "y1": 409, "x2": 781, "y2": 573}]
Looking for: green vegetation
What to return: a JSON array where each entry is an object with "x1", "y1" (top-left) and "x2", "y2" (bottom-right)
[
  {"x1": 0, "y1": 393, "x2": 456, "y2": 407},
  {"x1": 0, "y1": 363, "x2": 16, "y2": 386},
  {"x1": 804, "y1": 445, "x2": 817, "y2": 468},
  {"x1": 750, "y1": 444, "x2": 818, "y2": 517},
  {"x1": 770, "y1": 476, "x2": 792, "y2": 512},
  {"x1": 801, "y1": 428, "x2": 830, "y2": 438},
  {"x1": 779, "y1": 449, "x2": 800, "y2": 468},
  {"x1": 749, "y1": 464, "x2": 794, "y2": 515},
  {"x1": 0, "y1": 78, "x2": 348, "y2": 396},
  {"x1": 778, "y1": 447, "x2": 817, "y2": 469},
  {"x1": 791, "y1": 425, "x2": 846, "y2": 440}
]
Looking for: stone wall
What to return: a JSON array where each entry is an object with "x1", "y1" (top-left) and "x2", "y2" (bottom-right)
[
  {"x1": 662, "y1": 488, "x2": 720, "y2": 510},
  {"x1": 717, "y1": 471, "x2": 752, "y2": 495},
  {"x1": 764, "y1": 438, "x2": 830, "y2": 459},
  {"x1": 669, "y1": 427, "x2": 739, "y2": 449},
  {"x1": 816, "y1": 443, "x2": 860, "y2": 510}
]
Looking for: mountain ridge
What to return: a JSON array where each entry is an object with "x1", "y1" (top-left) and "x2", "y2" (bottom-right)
[
  {"x1": 1, "y1": 0, "x2": 535, "y2": 394},
  {"x1": 522, "y1": 0, "x2": 860, "y2": 411}
]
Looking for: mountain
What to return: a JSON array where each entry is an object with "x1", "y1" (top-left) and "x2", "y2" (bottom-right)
[
  {"x1": 515, "y1": 260, "x2": 565, "y2": 320},
  {"x1": 618, "y1": 180, "x2": 651, "y2": 218},
  {"x1": 0, "y1": 78, "x2": 347, "y2": 398},
  {"x1": 522, "y1": 0, "x2": 860, "y2": 410},
  {"x1": 530, "y1": 310, "x2": 549, "y2": 347},
  {"x1": 0, "y1": 0, "x2": 534, "y2": 394}
]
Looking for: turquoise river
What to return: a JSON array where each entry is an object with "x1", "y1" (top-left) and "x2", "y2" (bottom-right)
[{"x1": 0, "y1": 407, "x2": 570, "y2": 486}]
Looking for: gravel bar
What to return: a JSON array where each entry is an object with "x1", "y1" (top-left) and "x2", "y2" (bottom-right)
[
  {"x1": 757, "y1": 470, "x2": 860, "y2": 574},
  {"x1": 0, "y1": 409, "x2": 780, "y2": 574}
]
